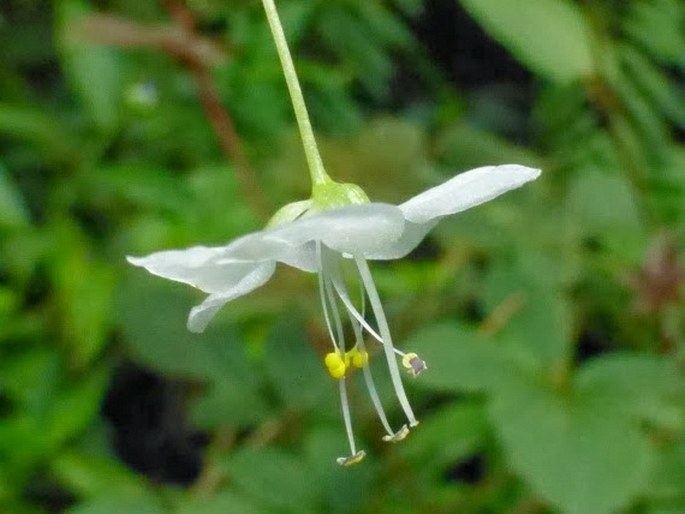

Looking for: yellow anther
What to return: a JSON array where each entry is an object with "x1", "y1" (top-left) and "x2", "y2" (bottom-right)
[
  {"x1": 324, "y1": 348, "x2": 368, "y2": 378},
  {"x1": 324, "y1": 351, "x2": 347, "y2": 379},
  {"x1": 346, "y1": 347, "x2": 369, "y2": 368},
  {"x1": 325, "y1": 352, "x2": 344, "y2": 369},
  {"x1": 328, "y1": 363, "x2": 346, "y2": 379}
]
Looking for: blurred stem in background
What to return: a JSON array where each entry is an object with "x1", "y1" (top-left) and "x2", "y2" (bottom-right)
[{"x1": 81, "y1": 1, "x2": 271, "y2": 220}]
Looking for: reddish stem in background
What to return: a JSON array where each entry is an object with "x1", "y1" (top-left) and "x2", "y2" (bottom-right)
[
  {"x1": 162, "y1": 0, "x2": 270, "y2": 221},
  {"x1": 82, "y1": 2, "x2": 271, "y2": 220}
]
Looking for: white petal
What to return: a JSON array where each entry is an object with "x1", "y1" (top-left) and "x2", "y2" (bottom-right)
[
  {"x1": 399, "y1": 164, "x2": 541, "y2": 224},
  {"x1": 187, "y1": 261, "x2": 276, "y2": 332},
  {"x1": 262, "y1": 203, "x2": 405, "y2": 255},
  {"x1": 363, "y1": 220, "x2": 438, "y2": 260},
  {"x1": 127, "y1": 229, "x2": 319, "y2": 293},
  {"x1": 127, "y1": 246, "x2": 257, "y2": 293},
  {"x1": 221, "y1": 234, "x2": 318, "y2": 272}
]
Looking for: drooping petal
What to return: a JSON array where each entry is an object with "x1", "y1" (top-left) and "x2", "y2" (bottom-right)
[
  {"x1": 187, "y1": 261, "x2": 276, "y2": 332},
  {"x1": 399, "y1": 164, "x2": 541, "y2": 224},
  {"x1": 262, "y1": 203, "x2": 405, "y2": 256},
  {"x1": 127, "y1": 246, "x2": 259, "y2": 293},
  {"x1": 127, "y1": 228, "x2": 319, "y2": 294}
]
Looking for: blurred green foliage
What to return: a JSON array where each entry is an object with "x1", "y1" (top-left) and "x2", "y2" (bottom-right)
[{"x1": 2, "y1": 0, "x2": 685, "y2": 513}]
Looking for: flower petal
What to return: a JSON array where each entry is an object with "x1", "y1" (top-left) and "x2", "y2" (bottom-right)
[
  {"x1": 262, "y1": 203, "x2": 405, "y2": 255},
  {"x1": 399, "y1": 164, "x2": 541, "y2": 224},
  {"x1": 127, "y1": 246, "x2": 258, "y2": 293},
  {"x1": 221, "y1": 234, "x2": 318, "y2": 272},
  {"x1": 363, "y1": 220, "x2": 438, "y2": 260},
  {"x1": 127, "y1": 228, "x2": 320, "y2": 293},
  {"x1": 187, "y1": 261, "x2": 276, "y2": 332}
]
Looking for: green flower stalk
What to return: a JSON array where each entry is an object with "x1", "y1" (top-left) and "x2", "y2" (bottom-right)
[
  {"x1": 261, "y1": 0, "x2": 369, "y2": 219},
  {"x1": 261, "y1": 0, "x2": 328, "y2": 188}
]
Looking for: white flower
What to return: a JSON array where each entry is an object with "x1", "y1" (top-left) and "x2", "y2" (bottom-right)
[{"x1": 127, "y1": 164, "x2": 540, "y2": 465}]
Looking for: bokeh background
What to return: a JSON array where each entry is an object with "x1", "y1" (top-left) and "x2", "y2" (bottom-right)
[{"x1": 2, "y1": 0, "x2": 685, "y2": 513}]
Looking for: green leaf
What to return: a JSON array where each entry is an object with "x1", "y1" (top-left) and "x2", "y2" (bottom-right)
[
  {"x1": 0, "y1": 287, "x2": 20, "y2": 338},
  {"x1": 647, "y1": 508, "x2": 685, "y2": 514},
  {"x1": 263, "y1": 319, "x2": 328, "y2": 409},
  {"x1": 56, "y1": 0, "x2": 123, "y2": 131},
  {"x1": 190, "y1": 378, "x2": 269, "y2": 428},
  {"x1": 116, "y1": 274, "x2": 252, "y2": 382},
  {"x1": 84, "y1": 164, "x2": 191, "y2": 213},
  {"x1": 609, "y1": 62, "x2": 671, "y2": 161},
  {"x1": 621, "y1": 46, "x2": 685, "y2": 131},
  {"x1": 118, "y1": 271, "x2": 270, "y2": 428},
  {"x1": 575, "y1": 352, "x2": 685, "y2": 431},
  {"x1": 568, "y1": 169, "x2": 642, "y2": 231},
  {"x1": 45, "y1": 368, "x2": 109, "y2": 449},
  {"x1": 222, "y1": 447, "x2": 318, "y2": 512},
  {"x1": 181, "y1": 165, "x2": 258, "y2": 242},
  {"x1": 567, "y1": 168, "x2": 645, "y2": 260},
  {"x1": 489, "y1": 376, "x2": 653, "y2": 514},
  {"x1": 322, "y1": 117, "x2": 428, "y2": 203},
  {"x1": 0, "y1": 415, "x2": 52, "y2": 469},
  {"x1": 52, "y1": 452, "x2": 149, "y2": 499},
  {"x1": 53, "y1": 247, "x2": 116, "y2": 368},
  {"x1": 648, "y1": 439, "x2": 685, "y2": 505},
  {"x1": 317, "y1": 7, "x2": 393, "y2": 99},
  {"x1": 392, "y1": 402, "x2": 488, "y2": 508},
  {"x1": 482, "y1": 252, "x2": 573, "y2": 371},
  {"x1": 623, "y1": 0, "x2": 685, "y2": 68},
  {"x1": 392, "y1": 0, "x2": 423, "y2": 17},
  {"x1": 175, "y1": 492, "x2": 261, "y2": 514},
  {"x1": 0, "y1": 165, "x2": 29, "y2": 228},
  {"x1": 66, "y1": 494, "x2": 164, "y2": 514},
  {"x1": 398, "y1": 401, "x2": 488, "y2": 472},
  {"x1": 0, "y1": 348, "x2": 61, "y2": 411},
  {"x1": 649, "y1": 148, "x2": 685, "y2": 224},
  {"x1": 0, "y1": 104, "x2": 74, "y2": 160},
  {"x1": 459, "y1": 0, "x2": 595, "y2": 83},
  {"x1": 404, "y1": 322, "x2": 521, "y2": 393},
  {"x1": 435, "y1": 123, "x2": 540, "y2": 173},
  {"x1": 300, "y1": 427, "x2": 377, "y2": 514}
]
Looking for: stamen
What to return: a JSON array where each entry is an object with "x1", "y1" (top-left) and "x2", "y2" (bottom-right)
[
  {"x1": 331, "y1": 276, "x2": 383, "y2": 343},
  {"x1": 382, "y1": 424, "x2": 409, "y2": 442},
  {"x1": 356, "y1": 332, "x2": 395, "y2": 437},
  {"x1": 320, "y1": 247, "x2": 347, "y2": 354},
  {"x1": 355, "y1": 256, "x2": 419, "y2": 427},
  {"x1": 329, "y1": 254, "x2": 414, "y2": 441},
  {"x1": 345, "y1": 346, "x2": 368, "y2": 368},
  {"x1": 324, "y1": 275, "x2": 345, "y2": 351},
  {"x1": 317, "y1": 242, "x2": 339, "y2": 351},
  {"x1": 325, "y1": 351, "x2": 347, "y2": 379},
  {"x1": 336, "y1": 451, "x2": 366, "y2": 466},
  {"x1": 336, "y1": 377, "x2": 366, "y2": 466},
  {"x1": 402, "y1": 352, "x2": 427, "y2": 377},
  {"x1": 330, "y1": 267, "x2": 415, "y2": 362}
]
